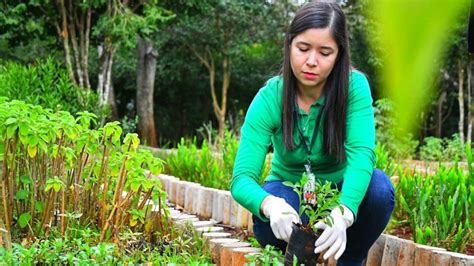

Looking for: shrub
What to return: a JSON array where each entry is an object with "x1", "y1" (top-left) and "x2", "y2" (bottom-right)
[
  {"x1": 0, "y1": 99, "x2": 167, "y2": 243},
  {"x1": 375, "y1": 143, "x2": 397, "y2": 177},
  {"x1": 166, "y1": 127, "x2": 271, "y2": 190},
  {"x1": 0, "y1": 58, "x2": 107, "y2": 122},
  {"x1": 419, "y1": 134, "x2": 466, "y2": 162},
  {"x1": 419, "y1": 136, "x2": 444, "y2": 161}
]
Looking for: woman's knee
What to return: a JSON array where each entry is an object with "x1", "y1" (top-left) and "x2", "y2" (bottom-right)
[{"x1": 366, "y1": 169, "x2": 395, "y2": 211}]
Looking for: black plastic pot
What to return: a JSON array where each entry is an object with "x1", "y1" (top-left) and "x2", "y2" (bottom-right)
[{"x1": 284, "y1": 223, "x2": 320, "y2": 265}]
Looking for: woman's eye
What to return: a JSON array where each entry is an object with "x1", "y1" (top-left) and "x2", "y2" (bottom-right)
[
  {"x1": 298, "y1": 48, "x2": 309, "y2": 52},
  {"x1": 321, "y1": 52, "x2": 330, "y2": 57}
]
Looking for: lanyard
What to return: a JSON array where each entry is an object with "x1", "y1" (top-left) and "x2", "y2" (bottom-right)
[
  {"x1": 294, "y1": 103, "x2": 324, "y2": 205},
  {"x1": 294, "y1": 104, "x2": 325, "y2": 169}
]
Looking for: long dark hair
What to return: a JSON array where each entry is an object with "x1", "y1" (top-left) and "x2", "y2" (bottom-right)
[{"x1": 281, "y1": 1, "x2": 350, "y2": 163}]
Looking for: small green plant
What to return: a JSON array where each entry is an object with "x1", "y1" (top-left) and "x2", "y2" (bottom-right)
[
  {"x1": 245, "y1": 244, "x2": 284, "y2": 266},
  {"x1": 419, "y1": 134, "x2": 466, "y2": 162},
  {"x1": 283, "y1": 173, "x2": 342, "y2": 230},
  {"x1": 0, "y1": 58, "x2": 107, "y2": 124},
  {"x1": 419, "y1": 136, "x2": 444, "y2": 161},
  {"x1": 165, "y1": 126, "x2": 271, "y2": 190},
  {"x1": 393, "y1": 144, "x2": 473, "y2": 253},
  {"x1": 375, "y1": 143, "x2": 397, "y2": 177}
]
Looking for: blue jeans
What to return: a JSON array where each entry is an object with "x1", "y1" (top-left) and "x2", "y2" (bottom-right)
[{"x1": 253, "y1": 169, "x2": 395, "y2": 266}]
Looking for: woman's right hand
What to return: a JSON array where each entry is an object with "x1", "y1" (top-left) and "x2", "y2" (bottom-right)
[{"x1": 262, "y1": 195, "x2": 301, "y2": 242}]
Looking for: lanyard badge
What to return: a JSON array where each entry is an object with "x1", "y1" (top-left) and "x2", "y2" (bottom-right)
[{"x1": 303, "y1": 161, "x2": 316, "y2": 205}]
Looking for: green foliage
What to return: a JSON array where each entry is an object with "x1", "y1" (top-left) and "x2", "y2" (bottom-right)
[
  {"x1": 93, "y1": 1, "x2": 175, "y2": 49},
  {"x1": 374, "y1": 143, "x2": 397, "y2": 177},
  {"x1": 165, "y1": 126, "x2": 271, "y2": 189},
  {"x1": 0, "y1": 99, "x2": 167, "y2": 242},
  {"x1": 419, "y1": 134, "x2": 466, "y2": 161},
  {"x1": 419, "y1": 137, "x2": 445, "y2": 161},
  {"x1": 374, "y1": 98, "x2": 419, "y2": 159},
  {"x1": 283, "y1": 174, "x2": 341, "y2": 229},
  {"x1": 245, "y1": 245, "x2": 284, "y2": 266},
  {"x1": 166, "y1": 138, "x2": 226, "y2": 189},
  {"x1": 0, "y1": 225, "x2": 213, "y2": 264},
  {"x1": 393, "y1": 146, "x2": 473, "y2": 252},
  {"x1": 0, "y1": 58, "x2": 106, "y2": 122}
]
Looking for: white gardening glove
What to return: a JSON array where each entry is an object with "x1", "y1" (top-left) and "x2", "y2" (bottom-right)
[
  {"x1": 262, "y1": 195, "x2": 301, "y2": 242},
  {"x1": 313, "y1": 205, "x2": 354, "y2": 260}
]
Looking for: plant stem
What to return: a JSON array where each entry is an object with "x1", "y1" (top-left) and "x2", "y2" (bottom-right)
[{"x1": 1, "y1": 139, "x2": 10, "y2": 232}]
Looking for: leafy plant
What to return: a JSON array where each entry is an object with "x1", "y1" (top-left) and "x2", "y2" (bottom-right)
[
  {"x1": 419, "y1": 134, "x2": 466, "y2": 162},
  {"x1": 393, "y1": 144, "x2": 473, "y2": 252},
  {"x1": 245, "y1": 244, "x2": 284, "y2": 266},
  {"x1": 0, "y1": 99, "x2": 168, "y2": 243},
  {"x1": 283, "y1": 173, "x2": 342, "y2": 230},
  {"x1": 0, "y1": 225, "x2": 214, "y2": 264},
  {"x1": 165, "y1": 126, "x2": 271, "y2": 190},
  {"x1": 0, "y1": 58, "x2": 108, "y2": 124},
  {"x1": 375, "y1": 143, "x2": 397, "y2": 177}
]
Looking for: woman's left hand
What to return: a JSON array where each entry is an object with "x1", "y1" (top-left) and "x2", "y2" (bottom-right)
[{"x1": 313, "y1": 205, "x2": 354, "y2": 260}]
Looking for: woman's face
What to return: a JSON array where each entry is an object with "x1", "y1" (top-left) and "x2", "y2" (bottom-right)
[{"x1": 290, "y1": 27, "x2": 339, "y2": 93}]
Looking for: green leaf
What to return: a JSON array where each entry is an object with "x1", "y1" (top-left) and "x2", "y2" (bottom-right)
[
  {"x1": 18, "y1": 122, "x2": 29, "y2": 136},
  {"x1": 20, "y1": 175, "x2": 32, "y2": 184},
  {"x1": 5, "y1": 117, "x2": 17, "y2": 125},
  {"x1": 36, "y1": 201, "x2": 44, "y2": 213},
  {"x1": 15, "y1": 189, "x2": 29, "y2": 200},
  {"x1": 53, "y1": 183, "x2": 61, "y2": 192},
  {"x1": 27, "y1": 145, "x2": 38, "y2": 158},
  {"x1": 6, "y1": 125, "x2": 17, "y2": 138},
  {"x1": 19, "y1": 212, "x2": 31, "y2": 228}
]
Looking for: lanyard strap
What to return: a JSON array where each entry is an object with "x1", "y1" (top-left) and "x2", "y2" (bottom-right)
[{"x1": 294, "y1": 105, "x2": 324, "y2": 157}]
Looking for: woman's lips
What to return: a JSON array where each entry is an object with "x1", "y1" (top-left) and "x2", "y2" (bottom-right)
[{"x1": 303, "y1": 72, "x2": 318, "y2": 80}]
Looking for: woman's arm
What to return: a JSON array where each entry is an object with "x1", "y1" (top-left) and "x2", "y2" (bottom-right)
[
  {"x1": 231, "y1": 78, "x2": 280, "y2": 221},
  {"x1": 339, "y1": 71, "x2": 376, "y2": 219}
]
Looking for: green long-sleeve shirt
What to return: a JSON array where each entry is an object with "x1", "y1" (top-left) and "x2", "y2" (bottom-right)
[{"x1": 231, "y1": 70, "x2": 375, "y2": 221}]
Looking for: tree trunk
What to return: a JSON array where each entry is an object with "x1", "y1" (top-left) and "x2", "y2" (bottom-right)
[
  {"x1": 54, "y1": 0, "x2": 91, "y2": 89},
  {"x1": 217, "y1": 56, "x2": 230, "y2": 139},
  {"x1": 189, "y1": 47, "x2": 231, "y2": 141},
  {"x1": 458, "y1": 59, "x2": 466, "y2": 144},
  {"x1": 468, "y1": 55, "x2": 473, "y2": 142},
  {"x1": 136, "y1": 37, "x2": 158, "y2": 147},
  {"x1": 97, "y1": 42, "x2": 118, "y2": 122},
  {"x1": 436, "y1": 91, "x2": 447, "y2": 137},
  {"x1": 56, "y1": 0, "x2": 76, "y2": 85}
]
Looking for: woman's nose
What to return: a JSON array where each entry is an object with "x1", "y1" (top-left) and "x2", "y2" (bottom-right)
[{"x1": 306, "y1": 52, "x2": 317, "y2": 67}]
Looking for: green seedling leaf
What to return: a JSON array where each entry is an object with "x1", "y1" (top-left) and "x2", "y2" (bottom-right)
[
  {"x1": 18, "y1": 122, "x2": 28, "y2": 136},
  {"x1": 131, "y1": 182, "x2": 140, "y2": 193},
  {"x1": 19, "y1": 212, "x2": 31, "y2": 228},
  {"x1": 123, "y1": 133, "x2": 140, "y2": 152},
  {"x1": 6, "y1": 125, "x2": 17, "y2": 138},
  {"x1": 5, "y1": 117, "x2": 17, "y2": 125},
  {"x1": 53, "y1": 183, "x2": 61, "y2": 192},
  {"x1": 27, "y1": 145, "x2": 38, "y2": 158},
  {"x1": 36, "y1": 201, "x2": 44, "y2": 213},
  {"x1": 15, "y1": 189, "x2": 29, "y2": 200},
  {"x1": 20, "y1": 175, "x2": 32, "y2": 184}
]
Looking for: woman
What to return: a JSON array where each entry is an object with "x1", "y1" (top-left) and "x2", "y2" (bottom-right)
[{"x1": 230, "y1": 1, "x2": 394, "y2": 265}]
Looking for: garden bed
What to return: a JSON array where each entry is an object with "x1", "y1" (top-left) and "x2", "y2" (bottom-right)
[{"x1": 157, "y1": 173, "x2": 474, "y2": 265}]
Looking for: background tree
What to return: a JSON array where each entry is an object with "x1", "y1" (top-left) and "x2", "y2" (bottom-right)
[{"x1": 161, "y1": 0, "x2": 292, "y2": 139}]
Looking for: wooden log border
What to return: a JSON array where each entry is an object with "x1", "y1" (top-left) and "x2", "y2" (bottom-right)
[{"x1": 156, "y1": 174, "x2": 474, "y2": 266}]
